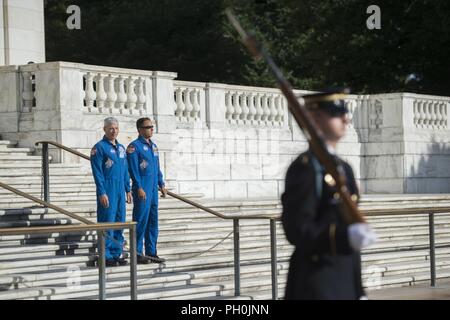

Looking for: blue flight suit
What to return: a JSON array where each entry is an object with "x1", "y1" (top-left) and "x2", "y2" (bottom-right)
[
  {"x1": 126, "y1": 136, "x2": 165, "y2": 257},
  {"x1": 90, "y1": 136, "x2": 130, "y2": 260}
]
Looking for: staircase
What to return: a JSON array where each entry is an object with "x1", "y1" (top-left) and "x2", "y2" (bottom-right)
[{"x1": 1, "y1": 138, "x2": 450, "y2": 300}]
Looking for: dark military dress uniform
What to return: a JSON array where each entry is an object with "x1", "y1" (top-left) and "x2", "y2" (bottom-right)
[{"x1": 281, "y1": 149, "x2": 365, "y2": 300}]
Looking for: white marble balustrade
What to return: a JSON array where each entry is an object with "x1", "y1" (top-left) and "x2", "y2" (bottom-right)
[
  {"x1": 174, "y1": 81, "x2": 203, "y2": 123},
  {"x1": 4, "y1": 61, "x2": 450, "y2": 195},
  {"x1": 413, "y1": 98, "x2": 448, "y2": 130},
  {"x1": 83, "y1": 70, "x2": 149, "y2": 115},
  {"x1": 225, "y1": 88, "x2": 286, "y2": 127}
]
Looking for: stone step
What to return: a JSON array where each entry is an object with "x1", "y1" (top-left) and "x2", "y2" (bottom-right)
[
  {"x1": 0, "y1": 242, "x2": 96, "y2": 261},
  {"x1": 0, "y1": 177, "x2": 95, "y2": 184},
  {"x1": 0, "y1": 147, "x2": 33, "y2": 154},
  {"x1": 1, "y1": 273, "x2": 204, "y2": 300},
  {"x1": 0, "y1": 163, "x2": 46, "y2": 168},
  {"x1": 0, "y1": 170, "x2": 91, "y2": 177},
  {"x1": 0, "y1": 140, "x2": 18, "y2": 147},
  {"x1": 0, "y1": 156, "x2": 42, "y2": 162},
  {"x1": 362, "y1": 247, "x2": 448, "y2": 264},
  {"x1": 0, "y1": 188, "x2": 97, "y2": 197},
  {"x1": 0, "y1": 218, "x2": 73, "y2": 228},
  {"x1": 0, "y1": 191, "x2": 96, "y2": 199},
  {"x1": 364, "y1": 268, "x2": 450, "y2": 289},
  {"x1": 3, "y1": 267, "x2": 192, "y2": 294},
  {"x1": 218, "y1": 276, "x2": 286, "y2": 298},
  {"x1": 105, "y1": 283, "x2": 225, "y2": 301},
  {"x1": 364, "y1": 236, "x2": 450, "y2": 253},
  {"x1": 0, "y1": 232, "x2": 96, "y2": 244},
  {"x1": 0, "y1": 255, "x2": 93, "y2": 275}
]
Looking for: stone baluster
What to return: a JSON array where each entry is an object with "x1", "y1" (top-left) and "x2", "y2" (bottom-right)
[
  {"x1": 268, "y1": 94, "x2": 276, "y2": 126},
  {"x1": 84, "y1": 72, "x2": 96, "y2": 110},
  {"x1": 126, "y1": 76, "x2": 138, "y2": 111},
  {"x1": 225, "y1": 91, "x2": 234, "y2": 124},
  {"x1": 22, "y1": 71, "x2": 34, "y2": 112},
  {"x1": 438, "y1": 102, "x2": 444, "y2": 128},
  {"x1": 96, "y1": 73, "x2": 107, "y2": 110},
  {"x1": 240, "y1": 92, "x2": 249, "y2": 124},
  {"x1": 418, "y1": 100, "x2": 425, "y2": 128},
  {"x1": 136, "y1": 77, "x2": 146, "y2": 113},
  {"x1": 183, "y1": 88, "x2": 193, "y2": 122},
  {"x1": 175, "y1": 87, "x2": 184, "y2": 121},
  {"x1": 439, "y1": 103, "x2": 446, "y2": 128},
  {"x1": 106, "y1": 75, "x2": 117, "y2": 111},
  {"x1": 434, "y1": 102, "x2": 440, "y2": 129},
  {"x1": 280, "y1": 97, "x2": 286, "y2": 125},
  {"x1": 413, "y1": 100, "x2": 419, "y2": 127},
  {"x1": 191, "y1": 89, "x2": 200, "y2": 121},
  {"x1": 425, "y1": 101, "x2": 432, "y2": 129},
  {"x1": 274, "y1": 95, "x2": 282, "y2": 126},
  {"x1": 254, "y1": 93, "x2": 263, "y2": 125},
  {"x1": 116, "y1": 75, "x2": 127, "y2": 110},
  {"x1": 444, "y1": 103, "x2": 448, "y2": 128},
  {"x1": 247, "y1": 92, "x2": 257, "y2": 124},
  {"x1": 426, "y1": 101, "x2": 433, "y2": 129},
  {"x1": 423, "y1": 101, "x2": 428, "y2": 128},
  {"x1": 233, "y1": 92, "x2": 242, "y2": 124},
  {"x1": 431, "y1": 102, "x2": 438, "y2": 129},
  {"x1": 261, "y1": 94, "x2": 270, "y2": 125}
]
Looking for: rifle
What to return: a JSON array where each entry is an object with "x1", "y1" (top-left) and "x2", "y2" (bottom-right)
[{"x1": 226, "y1": 10, "x2": 365, "y2": 224}]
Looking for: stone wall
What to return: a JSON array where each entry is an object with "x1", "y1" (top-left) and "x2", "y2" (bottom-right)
[{"x1": 1, "y1": 61, "x2": 450, "y2": 197}]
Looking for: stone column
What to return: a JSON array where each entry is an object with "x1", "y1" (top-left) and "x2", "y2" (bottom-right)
[
  {"x1": 151, "y1": 71, "x2": 177, "y2": 134},
  {"x1": 0, "y1": 0, "x2": 46, "y2": 66},
  {"x1": 17, "y1": 62, "x2": 84, "y2": 163},
  {"x1": 205, "y1": 83, "x2": 227, "y2": 130}
]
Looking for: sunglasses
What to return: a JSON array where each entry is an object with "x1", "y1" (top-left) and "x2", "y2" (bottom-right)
[
  {"x1": 326, "y1": 110, "x2": 348, "y2": 118},
  {"x1": 140, "y1": 126, "x2": 154, "y2": 129}
]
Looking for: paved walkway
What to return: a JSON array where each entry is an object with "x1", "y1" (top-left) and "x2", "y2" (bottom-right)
[{"x1": 368, "y1": 280, "x2": 450, "y2": 300}]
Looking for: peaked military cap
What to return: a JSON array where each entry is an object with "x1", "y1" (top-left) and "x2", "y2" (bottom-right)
[{"x1": 301, "y1": 87, "x2": 350, "y2": 116}]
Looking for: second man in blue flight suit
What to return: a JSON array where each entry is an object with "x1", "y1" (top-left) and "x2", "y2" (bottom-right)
[{"x1": 127, "y1": 117, "x2": 167, "y2": 264}]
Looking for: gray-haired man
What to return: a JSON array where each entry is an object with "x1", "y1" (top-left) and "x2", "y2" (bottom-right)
[{"x1": 90, "y1": 117, "x2": 132, "y2": 266}]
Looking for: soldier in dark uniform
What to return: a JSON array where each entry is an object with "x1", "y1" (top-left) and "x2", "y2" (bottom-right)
[{"x1": 281, "y1": 89, "x2": 377, "y2": 300}]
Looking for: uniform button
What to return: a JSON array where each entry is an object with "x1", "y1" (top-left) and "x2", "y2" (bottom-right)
[
  {"x1": 324, "y1": 173, "x2": 336, "y2": 187},
  {"x1": 351, "y1": 194, "x2": 358, "y2": 202},
  {"x1": 301, "y1": 155, "x2": 309, "y2": 164},
  {"x1": 333, "y1": 192, "x2": 340, "y2": 200}
]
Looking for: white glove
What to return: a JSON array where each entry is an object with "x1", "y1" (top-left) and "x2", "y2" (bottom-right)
[{"x1": 348, "y1": 223, "x2": 378, "y2": 251}]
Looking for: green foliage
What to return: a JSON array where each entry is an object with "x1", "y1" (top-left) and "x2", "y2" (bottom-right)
[{"x1": 45, "y1": 0, "x2": 450, "y2": 95}]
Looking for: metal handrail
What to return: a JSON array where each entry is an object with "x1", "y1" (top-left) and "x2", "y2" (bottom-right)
[
  {"x1": 35, "y1": 140, "x2": 90, "y2": 160},
  {"x1": 0, "y1": 221, "x2": 138, "y2": 300},
  {"x1": 362, "y1": 206, "x2": 450, "y2": 216},
  {"x1": 0, "y1": 181, "x2": 92, "y2": 225}
]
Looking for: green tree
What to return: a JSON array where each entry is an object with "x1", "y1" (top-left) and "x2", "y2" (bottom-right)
[{"x1": 45, "y1": 0, "x2": 450, "y2": 95}]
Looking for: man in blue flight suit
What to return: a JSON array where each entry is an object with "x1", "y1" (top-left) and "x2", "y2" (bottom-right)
[
  {"x1": 127, "y1": 117, "x2": 167, "y2": 264},
  {"x1": 90, "y1": 117, "x2": 132, "y2": 267}
]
